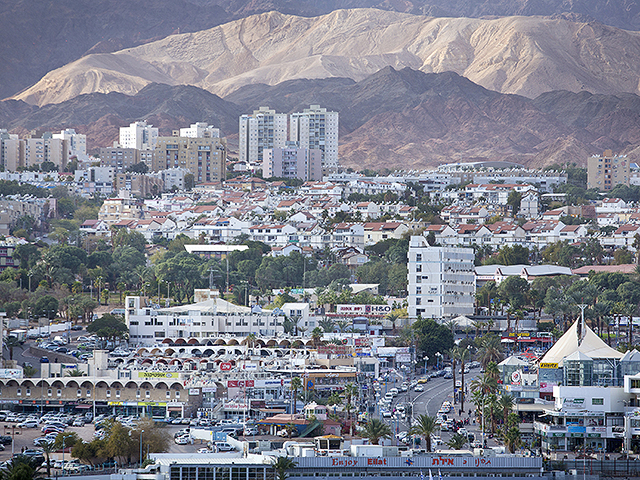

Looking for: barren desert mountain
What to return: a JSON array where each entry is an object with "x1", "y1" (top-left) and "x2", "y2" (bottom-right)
[
  {"x1": 6, "y1": 67, "x2": 640, "y2": 170},
  {"x1": 13, "y1": 9, "x2": 640, "y2": 107}
]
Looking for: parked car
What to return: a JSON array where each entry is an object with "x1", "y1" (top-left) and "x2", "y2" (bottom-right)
[
  {"x1": 414, "y1": 385, "x2": 424, "y2": 392},
  {"x1": 39, "y1": 357, "x2": 49, "y2": 363},
  {"x1": 0, "y1": 436, "x2": 12, "y2": 445},
  {"x1": 175, "y1": 435, "x2": 191, "y2": 445},
  {"x1": 213, "y1": 442, "x2": 235, "y2": 452},
  {"x1": 72, "y1": 418, "x2": 85, "y2": 427},
  {"x1": 17, "y1": 421, "x2": 38, "y2": 428}
]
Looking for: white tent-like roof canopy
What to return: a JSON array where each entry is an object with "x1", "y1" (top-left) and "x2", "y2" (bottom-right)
[{"x1": 539, "y1": 319, "x2": 623, "y2": 365}]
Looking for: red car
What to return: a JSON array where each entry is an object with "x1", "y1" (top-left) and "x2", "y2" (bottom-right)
[{"x1": 42, "y1": 427, "x2": 65, "y2": 435}]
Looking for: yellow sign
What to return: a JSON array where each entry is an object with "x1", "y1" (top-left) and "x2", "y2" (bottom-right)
[
  {"x1": 540, "y1": 363, "x2": 558, "y2": 369},
  {"x1": 138, "y1": 372, "x2": 179, "y2": 379}
]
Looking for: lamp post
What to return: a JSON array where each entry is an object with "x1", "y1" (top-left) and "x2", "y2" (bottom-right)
[
  {"x1": 165, "y1": 281, "x2": 170, "y2": 306},
  {"x1": 28, "y1": 271, "x2": 33, "y2": 292},
  {"x1": 423, "y1": 356, "x2": 429, "y2": 376},
  {"x1": 62, "y1": 435, "x2": 65, "y2": 476},
  {"x1": 139, "y1": 430, "x2": 144, "y2": 468},
  {"x1": 435, "y1": 352, "x2": 442, "y2": 370}
]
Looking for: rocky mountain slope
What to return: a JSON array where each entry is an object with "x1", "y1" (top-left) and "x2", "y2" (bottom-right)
[
  {"x1": 5, "y1": 67, "x2": 640, "y2": 170},
  {"x1": 13, "y1": 9, "x2": 640, "y2": 107}
]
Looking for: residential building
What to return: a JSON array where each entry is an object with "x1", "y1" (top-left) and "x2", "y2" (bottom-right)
[
  {"x1": 119, "y1": 121, "x2": 158, "y2": 150},
  {"x1": 115, "y1": 173, "x2": 164, "y2": 198},
  {"x1": 238, "y1": 106, "x2": 287, "y2": 164},
  {"x1": 0, "y1": 130, "x2": 19, "y2": 172},
  {"x1": 125, "y1": 296, "x2": 285, "y2": 345},
  {"x1": 179, "y1": 122, "x2": 220, "y2": 139},
  {"x1": 22, "y1": 136, "x2": 67, "y2": 170},
  {"x1": 588, "y1": 150, "x2": 630, "y2": 191},
  {"x1": 407, "y1": 236, "x2": 475, "y2": 320},
  {"x1": 289, "y1": 105, "x2": 339, "y2": 171},
  {"x1": 52, "y1": 129, "x2": 87, "y2": 160},
  {"x1": 98, "y1": 191, "x2": 144, "y2": 224},
  {"x1": 263, "y1": 143, "x2": 322, "y2": 181},
  {"x1": 153, "y1": 133, "x2": 226, "y2": 184},
  {"x1": 99, "y1": 147, "x2": 142, "y2": 172}
]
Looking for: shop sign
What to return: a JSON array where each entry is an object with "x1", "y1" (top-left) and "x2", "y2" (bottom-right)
[
  {"x1": 189, "y1": 389, "x2": 200, "y2": 395},
  {"x1": 227, "y1": 380, "x2": 255, "y2": 388},
  {"x1": 540, "y1": 363, "x2": 558, "y2": 369},
  {"x1": 220, "y1": 362, "x2": 233, "y2": 371},
  {"x1": 0, "y1": 369, "x2": 22, "y2": 379},
  {"x1": 336, "y1": 304, "x2": 391, "y2": 315},
  {"x1": 552, "y1": 433, "x2": 565, "y2": 437},
  {"x1": 138, "y1": 372, "x2": 179, "y2": 379}
]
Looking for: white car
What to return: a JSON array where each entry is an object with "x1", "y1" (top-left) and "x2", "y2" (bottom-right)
[
  {"x1": 197, "y1": 448, "x2": 212, "y2": 454},
  {"x1": 175, "y1": 435, "x2": 191, "y2": 445},
  {"x1": 17, "y1": 421, "x2": 38, "y2": 428},
  {"x1": 414, "y1": 385, "x2": 424, "y2": 392}
]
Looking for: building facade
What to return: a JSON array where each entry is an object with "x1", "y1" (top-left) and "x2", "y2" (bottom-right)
[
  {"x1": 153, "y1": 135, "x2": 226, "y2": 184},
  {"x1": 588, "y1": 150, "x2": 630, "y2": 191},
  {"x1": 407, "y1": 236, "x2": 475, "y2": 320},
  {"x1": 52, "y1": 129, "x2": 87, "y2": 160},
  {"x1": 290, "y1": 105, "x2": 339, "y2": 171},
  {"x1": 262, "y1": 144, "x2": 322, "y2": 181},
  {"x1": 119, "y1": 121, "x2": 158, "y2": 151},
  {"x1": 180, "y1": 123, "x2": 220, "y2": 139},
  {"x1": 238, "y1": 107, "x2": 287, "y2": 164}
]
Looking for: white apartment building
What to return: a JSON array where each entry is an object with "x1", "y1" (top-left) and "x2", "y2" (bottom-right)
[
  {"x1": 52, "y1": 129, "x2": 87, "y2": 160},
  {"x1": 125, "y1": 296, "x2": 285, "y2": 346},
  {"x1": 263, "y1": 143, "x2": 322, "y2": 181},
  {"x1": 290, "y1": 105, "x2": 339, "y2": 171},
  {"x1": 238, "y1": 107, "x2": 287, "y2": 164},
  {"x1": 407, "y1": 236, "x2": 475, "y2": 320},
  {"x1": 119, "y1": 121, "x2": 158, "y2": 150},
  {"x1": 179, "y1": 122, "x2": 220, "y2": 139},
  {"x1": 0, "y1": 131, "x2": 19, "y2": 172}
]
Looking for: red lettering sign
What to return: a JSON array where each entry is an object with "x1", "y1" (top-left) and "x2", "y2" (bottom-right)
[
  {"x1": 431, "y1": 457, "x2": 454, "y2": 466},
  {"x1": 220, "y1": 362, "x2": 233, "y2": 371},
  {"x1": 367, "y1": 459, "x2": 387, "y2": 466}
]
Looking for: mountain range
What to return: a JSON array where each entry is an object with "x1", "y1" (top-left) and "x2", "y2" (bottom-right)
[
  {"x1": 5, "y1": 67, "x2": 640, "y2": 170},
  {"x1": 13, "y1": 9, "x2": 640, "y2": 107}
]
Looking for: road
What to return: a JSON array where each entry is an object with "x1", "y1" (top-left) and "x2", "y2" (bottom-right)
[{"x1": 374, "y1": 369, "x2": 501, "y2": 449}]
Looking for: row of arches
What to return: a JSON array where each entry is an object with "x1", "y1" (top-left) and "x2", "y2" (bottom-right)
[
  {"x1": 157, "y1": 338, "x2": 315, "y2": 348},
  {"x1": 0, "y1": 379, "x2": 196, "y2": 390}
]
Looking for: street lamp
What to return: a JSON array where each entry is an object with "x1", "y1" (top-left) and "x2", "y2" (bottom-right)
[
  {"x1": 435, "y1": 352, "x2": 442, "y2": 370},
  {"x1": 28, "y1": 271, "x2": 33, "y2": 292},
  {"x1": 423, "y1": 356, "x2": 429, "y2": 376},
  {"x1": 139, "y1": 430, "x2": 145, "y2": 468}
]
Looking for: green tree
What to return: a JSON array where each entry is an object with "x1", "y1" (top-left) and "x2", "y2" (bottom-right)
[
  {"x1": 447, "y1": 432, "x2": 468, "y2": 450},
  {"x1": 311, "y1": 327, "x2": 323, "y2": 347},
  {"x1": 0, "y1": 455, "x2": 45, "y2": 480},
  {"x1": 412, "y1": 317, "x2": 454, "y2": 363},
  {"x1": 271, "y1": 456, "x2": 297, "y2": 480},
  {"x1": 409, "y1": 415, "x2": 437, "y2": 452},
  {"x1": 86, "y1": 313, "x2": 128, "y2": 344},
  {"x1": 5, "y1": 336, "x2": 22, "y2": 361},
  {"x1": 290, "y1": 377, "x2": 303, "y2": 411},
  {"x1": 507, "y1": 191, "x2": 522, "y2": 216},
  {"x1": 362, "y1": 419, "x2": 391, "y2": 445},
  {"x1": 503, "y1": 426, "x2": 522, "y2": 453}
]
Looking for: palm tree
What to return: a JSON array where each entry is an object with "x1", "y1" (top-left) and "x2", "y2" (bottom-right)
[
  {"x1": 5, "y1": 336, "x2": 22, "y2": 361},
  {"x1": 116, "y1": 282, "x2": 126, "y2": 304},
  {"x1": 284, "y1": 423, "x2": 298, "y2": 439},
  {"x1": 487, "y1": 394, "x2": 499, "y2": 434},
  {"x1": 311, "y1": 327, "x2": 323, "y2": 347},
  {"x1": 40, "y1": 440, "x2": 56, "y2": 477},
  {"x1": 449, "y1": 346, "x2": 459, "y2": 405},
  {"x1": 470, "y1": 375, "x2": 498, "y2": 397},
  {"x1": 271, "y1": 456, "x2": 297, "y2": 480},
  {"x1": 0, "y1": 455, "x2": 45, "y2": 480},
  {"x1": 290, "y1": 377, "x2": 303, "y2": 414},
  {"x1": 385, "y1": 312, "x2": 400, "y2": 333},
  {"x1": 484, "y1": 361, "x2": 500, "y2": 383},
  {"x1": 409, "y1": 415, "x2": 437, "y2": 452},
  {"x1": 344, "y1": 383, "x2": 358, "y2": 436},
  {"x1": 478, "y1": 335, "x2": 503, "y2": 368},
  {"x1": 447, "y1": 432, "x2": 467, "y2": 450},
  {"x1": 319, "y1": 318, "x2": 335, "y2": 333},
  {"x1": 497, "y1": 394, "x2": 514, "y2": 426},
  {"x1": 503, "y1": 426, "x2": 522, "y2": 453},
  {"x1": 458, "y1": 347, "x2": 472, "y2": 413},
  {"x1": 363, "y1": 419, "x2": 391, "y2": 445}
]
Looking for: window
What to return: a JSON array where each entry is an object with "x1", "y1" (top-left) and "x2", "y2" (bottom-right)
[
  {"x1": 166, "y1": 391, "x2": 171, "y2": 399},
  {"x1": 416, "y1": 264, "x2": 422, "y2": 273},
  {"x1": 175, "y1": 391, "x2": 180, "y2": 398},
  {"x1": 137, "y1": 390, "x2": 141, "y2": 398},
  {"x1": 48, "y1": 389, "x2": 52, "y2": 397},
  {"x1": 57, "y1": 389, "x2": 62, "y2": 397},
  {"x1": 87, "y1": 390, "x2": 91, "y2": 397},
  {"x1": 77, "y1": 389, "x2": 82, "y2": 397},
  {"x1": 146, "y1": 391, "x2": 151, "y2": 398},
  {"x1": 592, "y1": 398, "x2": 604, "y2": 406},
  {"x1": 106, "y1": 390, "x2": 111, "y2": 398},
  {"x1": 116, "y1": 390, "x2": 121, "y2": 398},
  {"x1": 26, "y1": 388, "x2": 30, "y2": 397},
  {"x1": 16, "y1": 388, "x2": 21, "y2": 396},
  {"x1": 416, "y1": 253, "x2": 422, "y2": 262}
]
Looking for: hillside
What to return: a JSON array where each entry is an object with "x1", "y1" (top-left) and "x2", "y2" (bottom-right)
[
  {"x1": 13, "y1": 9, "x2": 640, "y2": 107},
  {"x1": 6, "y1": 68, "x2": 640, "y2": 169}
]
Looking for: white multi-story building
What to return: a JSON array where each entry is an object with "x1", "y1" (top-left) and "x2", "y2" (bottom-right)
[
  {"x1": 238, "y1": 107, "x2": 287, "y2": 164},
  {"x1": 263, "y1": 143, "x2": 322, "y2": 181},
  {"x1": 119, "y1": 121, "x2": 158, "y2": 150},
  {"x1": 125, "y1": 296, "x2": 285, "y2": 345},
  {"x1": 0, "y1": 130, "x2": 19, "y2": 171},
  {"x1": 52, "y1": 128, "x2": 87, "y2": 160},
  {"x1": 407, "y1": 236, "x2": 475, "y2": 321},
  {"x1": 290, "y1": 105, "x2": 339, "y2": 171},
  {"x1": 179, "y1": 122, "x2": 220, "y2": 139}
]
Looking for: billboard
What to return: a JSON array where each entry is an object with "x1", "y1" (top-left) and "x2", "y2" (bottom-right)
[
  {"x1": 0, "y1": 369, "x2": 22, "y2": 379},
  {"x1": 336, "y1": 304, "x2": 392, "y2": 316},
  {"x1": 396, "y1": 353, "x2": 412, "y2": 363},
  {"x1": 138, "y1": 372, "x2": 179, "y2": 379},
  {"x1": 227, "y1": 380, "x2": 255, "y2": 388}
]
